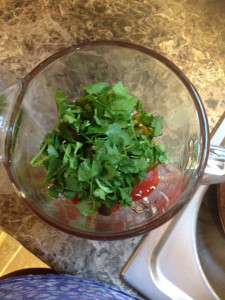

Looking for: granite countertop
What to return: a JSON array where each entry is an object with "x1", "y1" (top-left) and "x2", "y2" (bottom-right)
[{"x1": 0, "y1": 0, "x2": 224, "y2": 298}]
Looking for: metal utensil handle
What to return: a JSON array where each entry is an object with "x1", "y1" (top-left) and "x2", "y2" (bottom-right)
[{"x1": 202, "y1": 113, "x2": 225, "y2": 185}]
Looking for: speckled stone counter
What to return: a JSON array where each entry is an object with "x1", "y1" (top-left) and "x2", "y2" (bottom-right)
[{"x1": 0, "y1": 0, "x2": 224, "y2": 298}]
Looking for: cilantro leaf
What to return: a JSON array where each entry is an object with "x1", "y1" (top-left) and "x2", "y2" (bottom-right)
[
  {"x1": 78, "y1": 159, "x2": 101, "y2": 181},
  {"x1": 83, "y1": 82, "x2": 110, "y2": 95},
  {"x1": 94, "y1": 188, "x2": 106, "y2": 200},
  {"x1": 152, "y1": 116, "x2": 163, "y2": 136},
  {"x1": 47, "y1": 145, "x2": 58, "y2": 156},
  {"x1": 95, "y1": 178, "x2": 113, "y2": 193},
  {"x1": 75, "y1": 199, "x2": 101, "y2": 216},
  {"x1": 110, "y1": 81, "x2": 138, "y2": 116}
]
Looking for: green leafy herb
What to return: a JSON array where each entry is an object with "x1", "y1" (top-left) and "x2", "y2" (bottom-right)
[{"x1": 30, "y1": 81, "x2": 169, "y2": 216}]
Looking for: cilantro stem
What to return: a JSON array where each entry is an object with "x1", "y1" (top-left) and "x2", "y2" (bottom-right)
[
  {"x1": 52, "y1": 111, "x2": 61, "y2": 131},
  {"x1": 30, "y1": 139, "x2": 48, "y2": 165},
  {"x1": 30, "y1": 114, "x2": 60, "y2": 166},
  {"x1": 123, "y1": 144, "x2": 135, "y2": 151},
  {"x1": 90, "y1": 178, "x2": 97, "y2": 210},
  {"x1": 90, "y1": 178, "x2": 94, "y2": 198},
  {"x1": 80, "y1": 133, "x2": 92, "y2": 142},
  {"x1": 130, "y1": 119, "x2": 138, "y2": 142}
]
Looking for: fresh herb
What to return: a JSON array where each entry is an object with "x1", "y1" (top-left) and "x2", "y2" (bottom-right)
[{"x1": 30, "y1": 82, "x2": 169, "y2": 216}]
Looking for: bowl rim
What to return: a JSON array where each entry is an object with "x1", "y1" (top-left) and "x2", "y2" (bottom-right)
[{"x1": 6, "y1": 40, "x2": 209, "y2": 240}]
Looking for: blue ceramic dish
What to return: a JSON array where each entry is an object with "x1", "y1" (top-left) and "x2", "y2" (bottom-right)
[{"x1": 0, "y1": 274, "x2": 142, "y2": 300}]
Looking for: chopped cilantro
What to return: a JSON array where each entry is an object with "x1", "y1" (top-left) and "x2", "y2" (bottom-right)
[{"x1": 30, "y1": 81, "x2": 169, "y2": 216}]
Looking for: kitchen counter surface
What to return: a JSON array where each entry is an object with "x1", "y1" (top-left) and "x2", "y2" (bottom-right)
[{"x1": 0, "y1": 0, "x2": 224, "y2": 298}]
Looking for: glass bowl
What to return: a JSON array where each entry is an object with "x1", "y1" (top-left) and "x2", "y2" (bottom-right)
[{"x1": 2, "y1": 41, "x2": 208, "y2": 239}]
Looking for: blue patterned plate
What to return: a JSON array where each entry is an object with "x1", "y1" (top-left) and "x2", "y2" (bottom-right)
[{"x1": 0, "y1": 274, "x2": 142, "y2": 300}]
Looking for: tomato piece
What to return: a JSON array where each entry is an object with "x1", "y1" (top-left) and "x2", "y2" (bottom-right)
[
  {"x1": 70, "y1": 196, "x2": 81, "y2": 204},
  {"x1": 130, "y1": 168, "x2": 159, "y2": 201},
  {"x1": 55, "y1": 204, "x2": 69, "y2": 224},
  {"x1": 112, "y1": 203, "x2": 120, "y2": 214},
  {"x1": 65, "y1": 205, "x2": 80, "y2": 220}
]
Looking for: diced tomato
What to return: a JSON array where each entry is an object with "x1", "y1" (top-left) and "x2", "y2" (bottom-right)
[
  {"x1": 70, "y1": 196, "x2": 81, "y2": 204},
  {"x1": 112, "y1": 220, "x2": 124, "y2": 231},
  {"x1": 112, "y1": 203, "x2": 120, "y2": 214},
  {"x1": 65, "y1": 205, "x2": 80, "y2": 220},
  {"x1": 130, "y1": 169, "x2": 159, "y2": 201},
  {"x1": 57, "y1": 205, "x2": 69, "y2": 224}
]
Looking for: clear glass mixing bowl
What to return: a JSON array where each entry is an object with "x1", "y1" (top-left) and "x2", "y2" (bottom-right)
[{"x1": 0, "y1": 41, "x2": 220, "y2": 239}]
